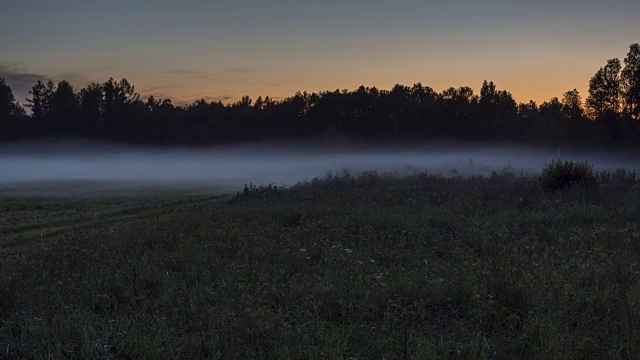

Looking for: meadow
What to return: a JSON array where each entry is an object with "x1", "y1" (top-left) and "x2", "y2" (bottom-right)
[{"x1": 1, "y1": 168, "x2": 639, "y2": 359}]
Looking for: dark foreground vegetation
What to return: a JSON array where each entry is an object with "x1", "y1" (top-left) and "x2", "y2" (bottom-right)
[
  {"x1": 1, "y1": 44, "x2": 640, "y2": 148},
  {"x1": 1, "y1": 166, "x2": 640, "y2": 358}
]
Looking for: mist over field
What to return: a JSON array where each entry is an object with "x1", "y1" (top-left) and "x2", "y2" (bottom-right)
[{"x1": 1, "y1": 139, "x2": 639, "y2": 189}]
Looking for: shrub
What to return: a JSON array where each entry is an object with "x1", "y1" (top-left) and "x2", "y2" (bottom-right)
[
  {"x1": 600, "y1": 168, "x2": 637, "y2": 185},
  {"x1": 539, "y1": 160, "x2": 598, "y2": 191},
  {"x1": 231, "y1": 182, "x2": 285, "y2": 201}
]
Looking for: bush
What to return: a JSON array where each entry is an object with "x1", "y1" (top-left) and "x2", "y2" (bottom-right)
[
  {"x1": 599, "y1": 168, "x2": 637, "y2": 185},
  {"x1": 231, "y1": 182, "x2": 285, "y2": 201},
  {"x1": 539, "y1": 160, "x2": 598, "y2": 191}
]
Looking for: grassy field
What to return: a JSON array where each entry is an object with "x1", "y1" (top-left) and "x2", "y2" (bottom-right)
[{"x1": 1, "y1": 171, "x2": 639, "y2": 359}]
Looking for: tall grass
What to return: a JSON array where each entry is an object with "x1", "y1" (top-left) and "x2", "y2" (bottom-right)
[{"x1": 1, "y1": 168, "x2": 639, "y2": 358}]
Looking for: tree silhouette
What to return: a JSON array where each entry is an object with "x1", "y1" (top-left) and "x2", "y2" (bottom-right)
[
  {"x1": 587, "y1": 58, "x2": 622, "y2": 119},
  {"x1": 439, "y1": 86, "x2": 478, "y2": 139},
  {"x1": 479, "y1": 80, "x2": 518, "y2": 139},
  {"x1": 143, "y1": 96, "x2": 180, "y2": 143},
  {"x1": 3, "y1": 43, "x2": 640, "y2": 148},
  {"x1": 103, "y1": 78, "x2": 142, "y2": 139},
  {"x1": 26, "y1": 80, "x2": 55, "y2": 126},
  {"x1": 0, "y1": 77, "x2": 23, "y2": 118},
  {"x1": 79, "y1": 82, "x2": 105, "y2": 135},
  {"x1": 0, "y1": 78, "x2": 28, "y2": 140},
  {"x1": 479, "y1": 80, "x2": 498, "y2": 109},
  {"x1": 559, "y1": 89, "x2": 590, "y2": 142},
  {"x1": 621, "y1": 43, "x2": 640, "y2": 119},
  {"x1": 51, "y1": 80, "x2": 79, "y2": 135},
  {"x1": 517, "y1": 100, "x2": 540, "y2": 126},
  {"x1": 561, "y1": 89, "x2": 583, "y2": 119}
]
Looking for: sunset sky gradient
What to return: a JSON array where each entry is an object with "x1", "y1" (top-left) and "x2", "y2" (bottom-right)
[{"x1": 2, "y1": 0, "x2": 639, "y2": 106}]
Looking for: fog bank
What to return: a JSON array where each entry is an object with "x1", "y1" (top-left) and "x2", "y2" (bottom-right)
[{"x1": 1, "y1": 140, "x2": 639, "y2": 187}]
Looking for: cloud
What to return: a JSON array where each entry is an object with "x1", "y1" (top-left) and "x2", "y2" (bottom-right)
[
  {"x1": 161, "y1": 69, "x2": 240, "y2": 84},
  {"x1": 162, "y1": 69, "x2": 212, "y2": 80},
  {"x1": 162, "y1": 69, "x2": 202, "y2": 75},
  {"x1": 140, "y1": 84, "x2": 181, "y2": 94},
  {"x1": 0, "y1": 63, "x2": 114, "y2": 105},
  {"x1": 226, "y1": 67, "x2": 263, "y2": 73},
  {"x1": 137, "y1": 91, "x2": 235, "y2": 107},
  {"x1": 0, "y1": 64, "x2": 48, "y2": 100},
  {"x1": 62, "y1": 66, "x2": 117, "y2": 86},
  {"x1": 211, "y1": 95, "x2": 233, "y2": 101}
]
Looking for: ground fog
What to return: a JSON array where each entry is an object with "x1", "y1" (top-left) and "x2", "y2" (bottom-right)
[{"x1": 1, "y1": 140, "x2": 638, "y2": 190}]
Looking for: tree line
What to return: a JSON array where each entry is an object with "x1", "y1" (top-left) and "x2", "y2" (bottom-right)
[{"x1": 1, "y1": 43, "x2": 639, "y2": 147}]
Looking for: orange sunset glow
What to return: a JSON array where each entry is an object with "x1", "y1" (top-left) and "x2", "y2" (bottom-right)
[{"x1": 2, "y1": 1, "x2": 639, "y2": 106}]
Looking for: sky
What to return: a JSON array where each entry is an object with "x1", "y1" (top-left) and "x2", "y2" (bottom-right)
[{"x1": 1, "y1": 0, "x2": 639, "y2": 107}]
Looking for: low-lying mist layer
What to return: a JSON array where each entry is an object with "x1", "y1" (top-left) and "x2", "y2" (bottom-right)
[{"x1": 2, "y1": 140, "x2": 639, "y2": 187}]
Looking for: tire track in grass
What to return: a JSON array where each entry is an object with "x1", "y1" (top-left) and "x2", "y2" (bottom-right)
[{"x1": 0, "y1": 195, "x2": 229, "y2": 252}]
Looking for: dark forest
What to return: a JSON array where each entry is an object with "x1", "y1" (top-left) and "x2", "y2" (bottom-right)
[{"x1": 1, "y1": 44, "x2": 639, "y2": 148}]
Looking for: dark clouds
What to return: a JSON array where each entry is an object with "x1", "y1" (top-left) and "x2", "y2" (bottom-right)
[
  {"x1": 0, "y1": 64, "x2": 110, "y2": 105},
  {"x1": 0, "y1": 64, "x2": 47, "y2": 102},
  {"x1": 226, "y1": 67, "x2": 263, "y2": 74},
  {"x1": 162, "y1": 69, "x2": 212, "y2": 79}
]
